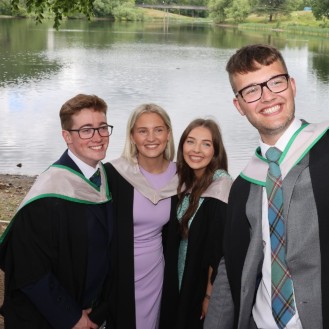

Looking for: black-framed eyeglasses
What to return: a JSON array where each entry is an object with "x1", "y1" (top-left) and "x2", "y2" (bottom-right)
[
  {"x1": 68, "y1": 124, "x2": 114, "y2": 139},
  {"x1": 235, "y1": 73, "x2": 290, "y2": 103}
]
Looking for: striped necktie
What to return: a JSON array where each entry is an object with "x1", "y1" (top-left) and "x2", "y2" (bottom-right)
[
  {"x1": 265, "y1": 147, "x2": 296, "y2": 329},
  {"x1": 90, "y1": 168, "x2": 101, "y2": 187}
]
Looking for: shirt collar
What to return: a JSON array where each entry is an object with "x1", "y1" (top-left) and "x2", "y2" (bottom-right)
[
  {"x1": 260, "y1": 118, "x2": 302, "y2": 157},
  {"x1": 67, "y1": 150, "x2": 100, "y2": 179}
]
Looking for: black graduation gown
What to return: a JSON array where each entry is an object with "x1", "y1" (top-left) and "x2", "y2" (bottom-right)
[
  {"x1": 0, "y1": 198, "x2": 112, "y2": 328},
  {"x1": 224, "y1": 130, "x2": 329, "y2": 328},
  {"x1": 0, "y1": 151, "x2": 113, "y2": 329},
  {"x1": 159, "y1": 197, "x2": 227, "y2": 329},
  {"x1": 105, "y1": 162, "x2": 178, "y2": 329}
]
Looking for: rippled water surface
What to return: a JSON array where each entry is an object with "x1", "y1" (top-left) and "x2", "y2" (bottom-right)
[{"x1": 1, "y1": 19, "x2": 329, "y2": 178}]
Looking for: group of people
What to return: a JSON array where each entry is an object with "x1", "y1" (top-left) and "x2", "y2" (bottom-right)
[{"x1": 0, "y1": 42, "x2": 328, "y2": 329}]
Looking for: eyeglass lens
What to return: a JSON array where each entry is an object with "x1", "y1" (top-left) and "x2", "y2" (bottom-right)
[
  {"x1": 79, "y1": 125, "x2": 113, "y2": 139},
  {"x1": 240, "y1": 74, "x2": 289, "y2": 103}
]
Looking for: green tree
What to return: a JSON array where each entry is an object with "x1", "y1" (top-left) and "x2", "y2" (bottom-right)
[
  {"x1": 286, "y1": 0, "x2": 312, "y2": 11},
  {"x1": 10, "y1": 0, "x2": 95, "y2": 28},
  {"x1": 225, "y1": 0, "x2": 250, "y2": 22},
  {"x1": 93, "y1": 0, "x2": 142, "y2": 20},
  {"x1": 113, "y1": 2, "x2": 143, "y2": 20},
  {"x1": 93, "y1": 0, "x2": 118, "y2": 18},
  {"x1": 311, "y1": 0, "x2": 329, "y2": 19},
  {"x1": 208, "y1": 0, "x2": 231, "y2": 22},
  {"x1": 0, "y1": 0, "x2": 12, "y2": 15},
  {"x1": 252, "y1": 0, "x2": 289, "y2": 21}
]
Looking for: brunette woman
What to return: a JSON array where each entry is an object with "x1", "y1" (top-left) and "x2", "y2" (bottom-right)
[{"x1": 160, "y1": 118, "x2": 232, "y2": 329}]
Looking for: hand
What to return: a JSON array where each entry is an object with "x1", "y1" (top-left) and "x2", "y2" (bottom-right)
[
  {"x1": 72, "y1": 308, "x2": 98, "y2": 329},
  {"x1": 200, "y1": 296, "x2": 210, "y2": 320}
]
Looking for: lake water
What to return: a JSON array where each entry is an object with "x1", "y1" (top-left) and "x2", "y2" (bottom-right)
[{"x1": 1, "y1": 18, "x2": 329, "y2": 178}]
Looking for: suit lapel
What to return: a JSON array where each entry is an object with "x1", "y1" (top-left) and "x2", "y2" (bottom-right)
[
  {"x1": 283, "y1": 153, "x2": 322, "y2": 328},
  {"x1": 282, "y1": 153, "x2": 309, "y2": 227}
]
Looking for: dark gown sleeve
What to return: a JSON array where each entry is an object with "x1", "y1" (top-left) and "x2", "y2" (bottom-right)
[
  {"x1": 205, "y1": 198, "x2": 227, "y2": 283},
  {"x1": 6, "y1": 199, "x2": 84, "y2": 329},
  {"x1": 160, "y1": 197, "x2": 227, "y2": 329},
  {"x1": 0, "y1": 197, "x2": 92, "y2": 328},
  {"x1": 159, "y1": 197, "x2": 180, "y2": 329},
  {"x1": 22, "y1": 272, "x2": 81, "y2": 329},
  {"x1": 7, "y1": 199, "x2": 60, "y2": 287},
  {"x1": 104, "y1": 162, "x2": 137, "y2": 329}
]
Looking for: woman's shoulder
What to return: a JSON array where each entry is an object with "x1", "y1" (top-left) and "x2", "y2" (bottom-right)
[
  {"x1": 104, "y1": 157, "x2": 136, "y2": 176},
  {"x1": 201, "y1": 170, "x2": 233, "y2": 204}
]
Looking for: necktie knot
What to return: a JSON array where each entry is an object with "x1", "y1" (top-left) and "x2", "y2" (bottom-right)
[
  {"x1": 265, "y1": 146, "x2": 282, "y2": 163},
  {"x1": 90, "y1": 168, "x2": 101, "y2": 187}
]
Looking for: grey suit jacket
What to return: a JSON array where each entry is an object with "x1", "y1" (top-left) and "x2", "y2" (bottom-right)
[{"x1": 205, "y1": 154, "x2": 322, "y2": 329}]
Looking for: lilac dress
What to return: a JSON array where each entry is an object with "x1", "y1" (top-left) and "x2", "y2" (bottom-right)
[{"x1": 133, "y1": 162, "x2": 176, "y2": 329}]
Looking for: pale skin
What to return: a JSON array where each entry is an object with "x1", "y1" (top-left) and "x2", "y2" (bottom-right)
[
  {"x1": 183, "y1": 126, "x2": 215, "y2": 179},
  {"x1": 232, "y1": 60, "x2": 297, "y2": 146},
  {"x1": 62, "y1": 108, "x2": 109, "y2": 168},
  {"x1": 199, "y1": 266, "x2": 214, "y2": 320},
  {"x1": 182, "y1": 126, "x2": 215, "y2": 319},
  {"x1": 72, "y1": 309, "x2": 98, "y2": 329},
  {"x1": 131, "y1": 112, "x2": 170, "y2": 174}
]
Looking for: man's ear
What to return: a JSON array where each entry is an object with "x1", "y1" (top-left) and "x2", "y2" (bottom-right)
[
  {"x1": 62, "y1": 130, "x2": 72, "y2": 145},
  {"x1": 233, "y1": 97, "x2": 246, "y2": 116},
  {"x1": 289, "y1": 76, "x2": 297, "y2": 97}
]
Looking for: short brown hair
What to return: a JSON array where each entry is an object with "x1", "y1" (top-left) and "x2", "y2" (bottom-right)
[
  {"x1": 226, "y1": 44, "x2": 288, "y2": 91},
  {"x1": 60, "y1": 94, "x2": 108, "y2": 130}
]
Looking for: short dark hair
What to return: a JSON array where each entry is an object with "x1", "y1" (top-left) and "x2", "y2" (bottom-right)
[
  {"x1": 226, "y1": 44, "x2": 288, "y2": 91},
  {"x1": 59, "y1": 94, "x2": 108, "y2": 130}
]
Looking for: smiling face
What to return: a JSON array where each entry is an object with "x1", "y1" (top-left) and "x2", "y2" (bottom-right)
[
  {"x1": 62, "y1": 108, "x2": 109, "y2": 167},
  {"x1": 183, "y1": 126, "x2": 215, "y2": 178},
  {"x1": 131, "y1": 112, "x2": 170, "y2": 165},
  {"x1": 232, "y1": 60, "x2": 296, "y2": 145}
]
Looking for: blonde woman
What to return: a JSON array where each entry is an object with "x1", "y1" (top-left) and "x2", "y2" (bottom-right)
[{"x1": 105, "y1": 104, "x2": 178, "y2": 329}]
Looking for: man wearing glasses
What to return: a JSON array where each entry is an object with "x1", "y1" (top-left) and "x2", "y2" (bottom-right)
[
  {"x1": 205, "y1": 44, "x2": 329, "y2": 329},
  {"x1": 0, "y1": 94, "x2": 113, "y2": 329}
]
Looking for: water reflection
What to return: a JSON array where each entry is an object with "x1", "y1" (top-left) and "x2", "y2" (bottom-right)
[
  {"x1": 313, "y1": 54, "x2": 329, "y2": 83},
  {"x1": 0, "y1": 19, "x2": 329, "y2": 178}
]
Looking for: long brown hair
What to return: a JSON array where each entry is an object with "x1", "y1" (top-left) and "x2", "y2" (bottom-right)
[{"x1": 177, "y1": 118, "x2": 228, "y2": 238}]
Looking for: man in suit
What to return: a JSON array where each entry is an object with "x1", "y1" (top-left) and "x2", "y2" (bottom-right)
[
  {"x1": 0, "y1": 94, "x2": 114, "y2": 329},
  {"x1": 204, "y1": 44, "x2": 329, "y2": 329}
]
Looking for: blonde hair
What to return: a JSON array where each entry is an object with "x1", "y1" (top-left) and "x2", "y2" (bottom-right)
[{"x1": 122, "y1": 103, "x2": 175, "y2": 163}]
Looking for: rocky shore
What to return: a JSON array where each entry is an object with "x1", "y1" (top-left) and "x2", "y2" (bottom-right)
[{"x1": 0, "y1": 174, "x2": 36, "y2": 223}]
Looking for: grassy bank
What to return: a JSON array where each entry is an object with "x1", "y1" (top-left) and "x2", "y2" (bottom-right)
[
  {"x1": 142, "y1": 8, "x2": 329, "y2": 36},
  {"x1": 142, "y1": 8, "x2": 210, "y2": 22},
  {"x1": 2, "y1": 8, "x2": 328, "y2": 36},
  {"x1": 237, "y1": 11, "x2": 329, "y2": 37}
]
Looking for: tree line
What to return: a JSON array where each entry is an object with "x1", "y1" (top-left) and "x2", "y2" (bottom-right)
[
  {"x1": 1, "y1": 0, "x2": 328, "y2": 28},
  {"x1": 208, "y1": 0, "x2": 328, "y2": 23}
]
